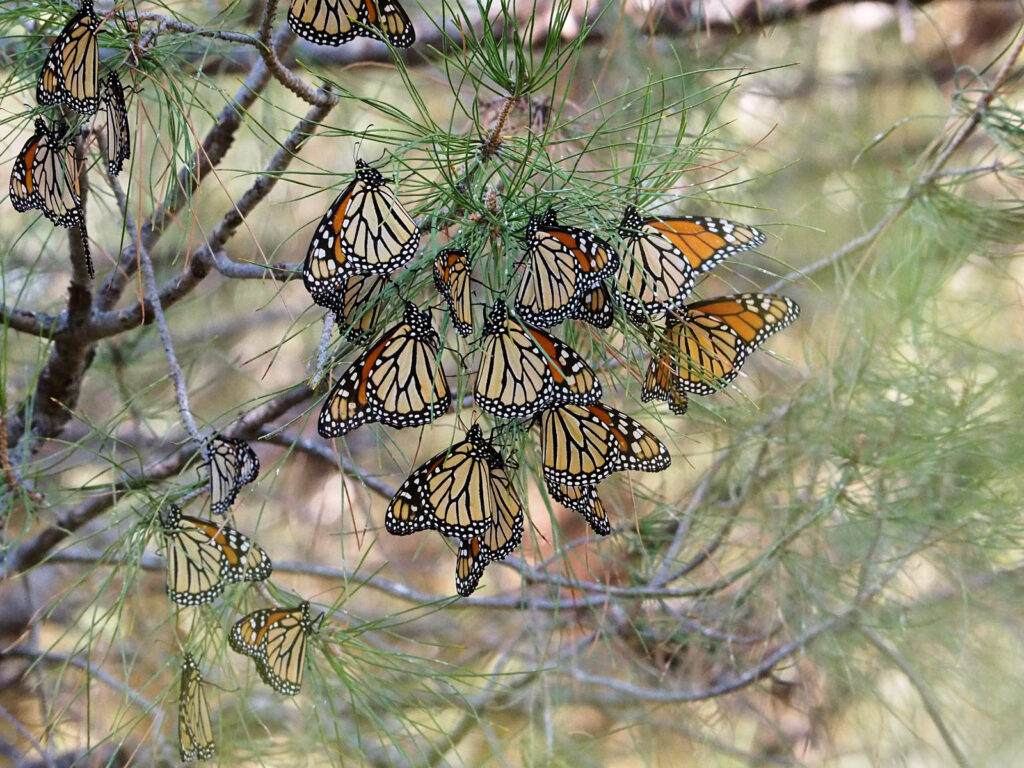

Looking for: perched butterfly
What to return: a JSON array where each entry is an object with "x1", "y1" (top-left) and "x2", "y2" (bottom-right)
[
  {"x1": 641, "y1": 345, "x2": 690, "y2": 416},
  {"x1": 206, "y1": 434, "x2": 259, "y2": 515},
  {"x1": 433, "y1": 248, "x2": 473, "y2": 337},
  {"x1": 318, "y1": 303, "x2": 450, "y2": 437},
  {"x1": 569, "y1": 282, "x2": 614, "y2": 329},
  {"x1": 644, "y1": 293, "x2": 800, "y2": 400},
  {"x1": 617, "y1": 206, "x2": 765, "y2": 326},
  {"x1": 514, "y1": 208, "x2": 619, "y2": 328},
  {"x1": 160, "y1": 504, "x2": 272, "y2": 606},
  {"x1": 99, "y1": 71, "x2": 130, "y2": 176},
  {"x1": 229, "y1": 602, "x2": 324, "y2": 696},
  {"x1": 287, "y1": 0, "x2": 415, "y2": 48},
  {"x1": 548, "y1": 482, "x2": 609, "y2": 536},
  {"x1": 303, "y1": 160, "x2": 420, "y2": 311},
  {"x1": 385, "y1": 425, "x2": 524, "y2": 550},
  {"x1": 36, "y1": 0, "x2": 100, "y2": 114},
  {"x1": 537, "y1": 402, "x2": 671, "y2": 487},
  {"x1": 179, "y1": 653, "x2": 215, "y2": 762},
  {"x1": 332, "y1": 273, "x2": 389, "y2": 344},
  {"x1": 9, "y1": 118, "x2": 93, "y2": 277},
  {"x1": 475, "y1": 300, "x2": 601, "y2": 419}
]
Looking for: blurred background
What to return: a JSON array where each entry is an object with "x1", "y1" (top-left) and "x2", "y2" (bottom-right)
[{"x1": 2, "y1": 1, "x2": 1023, "y2": 765}]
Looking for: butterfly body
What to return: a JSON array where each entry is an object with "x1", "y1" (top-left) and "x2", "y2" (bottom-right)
[
  {"x1": 318, "y1": 303, "x2": 450, "y2": 437},
  {"x1": 475, "y1": 300, "x2": 602, "y2": 419}
]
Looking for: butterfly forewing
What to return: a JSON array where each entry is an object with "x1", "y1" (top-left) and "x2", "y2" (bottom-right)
[
  {"x1": 179, "y1": 653, "x2": 215, "y2": 762},
  {"x1": 333, "y1": 273, "x2": 389, "y2": 343},
  {"x1": 318, "y1": 303, "x2": 450, "y2": 437},
  {"x1": 539, "y1": 403, "x2": 671, "y2": 487},
  {"x1": 36, "y1": 0, "x2": 99, "y2": 114}
]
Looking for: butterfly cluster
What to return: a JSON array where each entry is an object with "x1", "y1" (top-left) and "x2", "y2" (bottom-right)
[
  {"x1": 9, "y1": 0, "x2": 133, "y2": 279},
  {"x1": 161, "y1": 433, "x2": 326, "y2": 762},
  {"x1": 303, "y1": 161, "x2": 799, "y2": 598}
]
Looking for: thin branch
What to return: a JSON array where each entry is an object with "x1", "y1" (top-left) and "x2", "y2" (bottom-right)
[
  {"x1": 858, "y1": 626, "x2": 971, "y2": 768},
  {"x1": 256, "y1": 3, "x2": 338, "y2": 108}
]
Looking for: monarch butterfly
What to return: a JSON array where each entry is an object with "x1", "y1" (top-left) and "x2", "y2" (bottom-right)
[
  {"x1": 287, "y1": 0, "x2": 415, "y2": 48},
  {"x1": 36, "y1": 0, "x2": 100, "y2": 114},
  {"x1": 229, "y1": 602, "x2": 324, "y2": 696},
  {"x1": 474, "y1": 300, "x2": 602, "y2": 419},
  {"x1": 303, "y1": 160, "x2": 420, "y2": 311},
  {"x1": 9, "y1": 118, "x2": 93, "y2": 278},
  {"x1": 179, "y1": 653, "x2": 215, "y2": 762},
  {"x1": 641, "y1": 345, "x2": 690, "y2": 416},
  {"x1": 617, "y1": 206, "x2": 765, "y2": 326},
  {"x1": 569, "y1": 282, "x2": 614, "y2": 329},
  {"x1": 319, "y1": 302, "x2": 450, "y2": 437},
  {"x1": 548, "y1": 482, "x2": 609, "y2": 536},
  {"x1": 433, "y1": 248, "x2": 473, "y2": 338},
  {"x1": 160, "y1": 504, "x2": 272, "y2": 606},
  {"x1": 644, "y1": 293, "x2": 800, "y2": 400},
  {"x1": 514, "y1": 208, "x2": 619, "y2": 328},
  {"x1": 332, "y1": 273, "x2": 389, "y2": 344},
  {"x1": 537, "y1": 403, "x2": 671, "y2": 487},
  {"x1": 206, "y1": 434, "x2": 260, "y2": 515},
  {"x1": 385, "y1": 425, "x2": 524, "y2": 550},
  {"x1": 99, "y1": 71, "x2": 129, "y2": 176}
]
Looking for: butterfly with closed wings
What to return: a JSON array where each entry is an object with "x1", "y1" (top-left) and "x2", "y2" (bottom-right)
[
  {"x1": 318, "y1": 302, "x2": 451, "y2": 437},
  {"x1": 160, "y1": 504, "x2": 272, "y2": 606},
  {"x1": 179, "y1": 653, "x2": 215, "y2": 762},
  {"x1": 617, "y1": 206, "x2": 765, "y2": 327},
  {"x1": 36, "y1": 0, "x2": 100, "y2": 114},
  {"x1": 99, "y1": 71, "x2": 130, "y2": 176},
  {"x1": 475, "y1": 300, "x2": 602, "y2": 420},
  {"x1": 287, "y1": 0, "x2": 415, "y2": 48},
  {"x1": 514, "y1": 208, "x2": 619, "y2": 328},
  {"x1": 537, "y1": 402, "x2": 671, "y2": 487},
  {"x1": 385, "y1": 425, "x2": 524, "y2": 546},
  {"x1": 303, "y1": 160, "x2": 420, "y2": 311},
  {"x1": 229, "y1": 601, "x2": 324, "y2": 695},
  {"x1": 433, "y1": 248, "x2": 473, "y2": 337},
  {"x1": 9, "y1": 118, "x2": 93, "y2": 277},
  {"x1": 206, "y1": 434, "x2": 259, "y2": 515}
]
